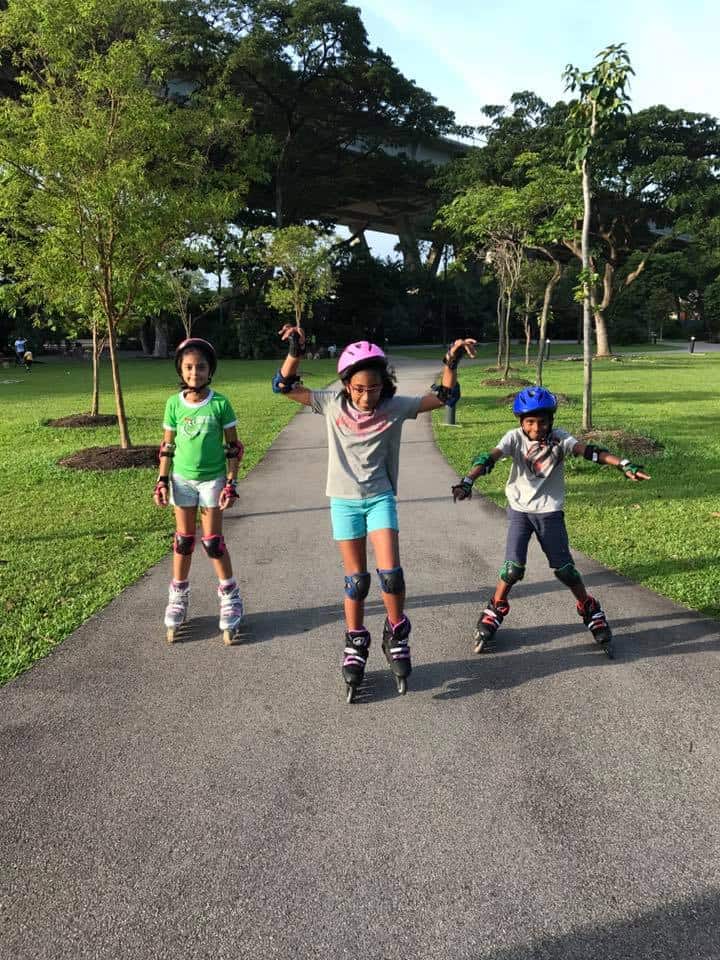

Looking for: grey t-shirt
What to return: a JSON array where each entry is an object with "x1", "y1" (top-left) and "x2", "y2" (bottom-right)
[
  {"x1": 310, "y1": 390, "x2": 423, "y2": 499},
  {"x1": 496, "y1": 427, "x2": 579, "y2": 513}
]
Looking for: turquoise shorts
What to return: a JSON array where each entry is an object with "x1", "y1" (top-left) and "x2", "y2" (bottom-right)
[{"x1": 330, "y1": 491, "x2": 398, "y2": 541}]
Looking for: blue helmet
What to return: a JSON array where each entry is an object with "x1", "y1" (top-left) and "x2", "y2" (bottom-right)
[{"x1": 512, "y1": 387, "x2": 557, "y2": 417}]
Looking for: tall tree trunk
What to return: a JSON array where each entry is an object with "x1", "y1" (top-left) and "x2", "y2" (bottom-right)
[
  {"x1": 107, "y1": 320, "x2": 131, "y2": 449},
  {"x1": 523, "y1": 295, "x2": 531, "y2": 367},
  {"x1": 535, "y1": 259, "x2": 562, "y2": 386},
  {"x1": 502, "y1": 292, "x2": 512, "y2": 380},
  {"x1": 153, "y1": 315, "x2": 169, "y2": 357},
  {"x1": 138, "y1": 319, "x2": 153, "y2": 355},
  {"x1": 425, "y1": 240, "x2": 445, "y2": 276},
  {"x1": 90, "y1": 324, "x2": 100, "y2": 417},
  {"x1": 396, "y1": 216, "x2": 422, "y2": 272},
  {"x1": 581, "y1": 156, "x2": 593, "y2": 431},
  {"x1": 496, "y1": 293, "x2": 504, "y2": 368}
]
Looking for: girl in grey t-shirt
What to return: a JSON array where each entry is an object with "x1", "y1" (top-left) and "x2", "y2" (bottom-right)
[
  {"x1": 273, "y1": 326, "x2": 476, "y2": 702},
  {"x1": 452, "y1": 387, "x2": 650, "y2": 657}
]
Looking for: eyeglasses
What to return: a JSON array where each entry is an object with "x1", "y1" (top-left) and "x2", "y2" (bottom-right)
[{"x1": 349, "y1": 384, "x2": 382, "y2": 395}]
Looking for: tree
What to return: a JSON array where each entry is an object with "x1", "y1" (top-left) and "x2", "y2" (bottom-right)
[
  {"x1": 262, "y1": 225, "x2": 336, "y2": 328},
  {"x1": 564, "y1": 42, "x2": 634, "y2": 428},
  {"x1": 0, "y1": 0, "x2": 258, "y2": 447},
  {"x1": 217, "y1": 0, "x2": 458, "y2": 230}
]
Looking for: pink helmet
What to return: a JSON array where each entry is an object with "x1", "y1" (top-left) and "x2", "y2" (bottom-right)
[{"x1": 337, "y1": 341, "x2": 386, "y2": 376}]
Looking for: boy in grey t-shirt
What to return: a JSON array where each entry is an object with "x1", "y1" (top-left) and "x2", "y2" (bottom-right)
[{"x1": 452, "y1": 387, "x2": 650, "y2": 657}]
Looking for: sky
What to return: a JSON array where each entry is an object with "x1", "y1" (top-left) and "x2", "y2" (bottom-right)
[{"x1": 347, "y1": 0, "x2": 717, "y2": 257}]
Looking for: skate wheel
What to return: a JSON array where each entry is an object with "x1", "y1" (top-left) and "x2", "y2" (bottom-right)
[
  {"x1": 473, "y1": 633, "x2": 487, "y2": 654},
  {"x1": 345, "y1": 684, "x2": 356, "y2": 704},
  {"x1": 223, "y1": 628, "x2": 238, "y2": 646},
  {"x1": 603, "y1": 641, "x2": 616, "y2": 660},
  {"x1": 166, "y1": 628, "x2": 176, "y2": 644},
  {"x1": 396, "y1": 677, "x2": 407, "y2": 696}
]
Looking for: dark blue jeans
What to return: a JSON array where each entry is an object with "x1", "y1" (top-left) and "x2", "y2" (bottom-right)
[{"x1": 505, "y1": 508, "x2": 573, "y2": 570}]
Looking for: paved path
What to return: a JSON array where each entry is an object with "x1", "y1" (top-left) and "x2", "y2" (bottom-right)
[{"x1": 3, "y1": 359, "x2": 720, "y2": 960}]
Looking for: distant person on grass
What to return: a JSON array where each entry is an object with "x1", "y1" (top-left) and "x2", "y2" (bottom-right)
[
  {"x1": 273, "y1": 324, "x2": 476, "y2": 701},
  {"x1": 22, "y1": 349, "x2": 33, "y2": 371},
  {"x1": 14, "y1": 336, "x2": 26, "y2": 366},
  {"x1": 153, "y1": 338, "x2": 245, "y2": 645},
  {"x1": 452, "y1": 387, "x2": 651, "y2": 657}
]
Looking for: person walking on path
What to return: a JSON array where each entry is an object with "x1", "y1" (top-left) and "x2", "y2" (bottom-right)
[
  {"x1": 14, "y1": 335, "x2": 27, "y2": 366},
  {"x1": 452, "y1": 386, "x2": 651, "y2": 658},
  {"x1": 153, "y1": 338, "x2": 245, "y2": 645},
  {"x1": 273, "y1": 325, "x2": 476, "y2": 700}
]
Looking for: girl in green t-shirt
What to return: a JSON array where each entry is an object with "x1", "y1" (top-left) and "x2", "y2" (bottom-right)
[{"x1": 153, "y1": 338, "x2": 245, "y2": 644}]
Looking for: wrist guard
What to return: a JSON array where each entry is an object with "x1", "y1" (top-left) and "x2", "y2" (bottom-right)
[
  {"x1": 618, "y1": 458, "x2": 644, "y2": 478},
  {"x1": 442, "y1": 349, "x2": 461, "y2": 371},
  {"x1": 287, "y1": 330, "x2": 306, "y2": 358},
  {"x1": 158, "y1": 440, "x2": 175, "y2": 461},
  {"x1": 583, "y1": 444, "x2": 608, "y2": 463},
  {"x1": 224, "y1": 439, "x2": 244, "y2": 462},
  {"x1": 222, "y1": 479, "x2": 239, "y2": 503},
  {"x1": 431, "y1": 381, "x2": 460, "y2": 407},
  {"x1": 154, "y1": 476, "x2": 169, "y2": 497},
  {"x1": 452, "y1": 477, "x2": 473, "y2": 501},
  {"x1": 472, "y1": 453, "x2": 494, "y2": 475},
  {"x1": 272, "y1": 369, "x2": 302, "y2": 394}
]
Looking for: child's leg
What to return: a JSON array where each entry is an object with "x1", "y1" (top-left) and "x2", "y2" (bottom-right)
[
  {"x1": 475, "y1": 510, "x2": 532, "y2": 650},
  {"x1": 369, "y1": 527, "x2": 404, "y2": 625},
  {"x1": 338, "y1": 537, "x2": 369, "y2": 630},
  {"x1": 535, "y1": 512, "x2": 587, "y2": 599},
  {"x1": 199, "y1": 507, "x2": 233, "y2": 580},
  {"x1": 172, "y1": 506, "x2": 197, "y2": 581}
]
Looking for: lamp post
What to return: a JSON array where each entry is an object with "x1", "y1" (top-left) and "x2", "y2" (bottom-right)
[
  {"x1": 545, "y1": 338, "x2": 551, "y2": 361},
  {"x1": 690, "y1": 336, "x2": 696, "y2": 353}
]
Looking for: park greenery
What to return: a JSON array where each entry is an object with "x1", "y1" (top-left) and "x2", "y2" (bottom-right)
[{"x1": 0, "y1": 1, "x2": 719, "y2": 678}]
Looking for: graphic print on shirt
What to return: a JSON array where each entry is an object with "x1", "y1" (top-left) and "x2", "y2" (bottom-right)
[
  {"x1": 335, "y1": 407, "x2": 392, "y2": 437},
  {"x1": 179, "y1": 414, "x2": 219, "y2": 440},
  {"x1": 524, "y1": 436, "x2": 564, "y2": 478}
]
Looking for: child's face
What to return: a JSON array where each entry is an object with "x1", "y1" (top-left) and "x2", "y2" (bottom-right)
[
  {"x1": 348, "y1": 370, "x2": 383, "y2": 411},
  {"x1": 520, "y1": 414, "x2": 551, "y2": 441},
  {"x1": 181, "y1": 350, "x2": 210, "y2": 390}
]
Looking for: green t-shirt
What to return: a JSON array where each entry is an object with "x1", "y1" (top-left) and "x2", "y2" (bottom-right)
[{"x1": 163, "y1": 390, "x2": 237, "y2": 481}]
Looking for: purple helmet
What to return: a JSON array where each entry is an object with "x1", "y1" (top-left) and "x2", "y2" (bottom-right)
[
  {"x1": 175, "y1": 337, "x2": 217, "y2": 377},
  {"x1": 337, "y1": 341, "x2": 386, "y2": 376}
]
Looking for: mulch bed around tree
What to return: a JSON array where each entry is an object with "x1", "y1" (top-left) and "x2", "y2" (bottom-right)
[
  {"x1": 46, "y1": 413, "x2": 118, "y2": 427},
  {"x1": 481, "y1": 377, "x2": 533, "y2": 388},
  {"x1": 580, "y1": 429, "x2": 663, "y2": 458},
  {"x1": 59, "y1": 445, "x2": 158, "y2": 470}
]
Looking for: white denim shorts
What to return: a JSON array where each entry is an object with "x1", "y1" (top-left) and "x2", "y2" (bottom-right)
[{"x1": 170, "y1": 473, "x2": 225, "y2": 509}]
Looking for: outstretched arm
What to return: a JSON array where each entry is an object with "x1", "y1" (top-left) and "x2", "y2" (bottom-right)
[
  {"x1": 418, "y1": 338, "x2": 478, "y2": 413},
  {"x1": 273, "y1": 324, "x2": 314, "y2": 406},
  {"x1": 451, "y1": 448, "x2": 503, "y2": 501},
  {"x1": 572, "y1": 442, "x2": 651, "y2": 481}
]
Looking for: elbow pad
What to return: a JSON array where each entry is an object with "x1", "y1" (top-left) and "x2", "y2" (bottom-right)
[
  {"x1": 583, "y1": 444, "x2": 608, "y2": 463},
  {"x1": 472, "y1": 453, "x2": 495, "y2": 475},
  {"x1": 430, "y1": 382, "x2": 460, "y2": 407},
  {"x1": 272, "y1": 369, "x2": 302, "y2": 394}
]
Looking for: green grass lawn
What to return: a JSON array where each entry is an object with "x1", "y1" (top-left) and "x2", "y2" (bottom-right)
[
  {"x1": 0, "y1": 356, "x2": 336, "y2": 684},
  {"x1": 391, "y1": 341, "x2": 684, "y2": 362},
  {"x1": 431, "y1": 352, "x2": 720, "y2": 620}
]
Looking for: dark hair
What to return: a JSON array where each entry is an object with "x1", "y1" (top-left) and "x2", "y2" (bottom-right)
[{"x1": 340, "y1": 357, "x2": 397, "y2": 401}]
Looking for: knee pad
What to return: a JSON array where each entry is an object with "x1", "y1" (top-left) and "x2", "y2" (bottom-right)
[
  {"x1": 377, "y1": 567, "x2": 405, "y2": 595},
  {"x1": 201, "y1": 535, "x2": 226, "y2": 559},
  {"x1": 173, "y1": 532, "x2": 195, "y2": 556},
  {"x1": 499, "y1": 560, "x2": 525, "y2": 585},
  {"x1": 344, "y1": 572, "x2": 371, "y2": 601},
  {"x1": 554, "y1": 562, "x2": 582, "y2": 587}
]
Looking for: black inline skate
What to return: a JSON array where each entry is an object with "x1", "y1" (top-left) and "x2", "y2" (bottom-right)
[
  {"x1": 343, "y1": 628, "x2": 371, "y2": 704},
  {"x1": 577, "y1": 595, "x2": 615, "y2": 658},
  {"x1": 381, "y1": 616, "x2": 411, "y2": 695},
  {"x1": 473, "y1": 597, "x2": 510, "y2": 653}
]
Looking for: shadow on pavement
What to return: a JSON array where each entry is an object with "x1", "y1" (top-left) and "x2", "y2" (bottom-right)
[{"x1": 485, "y1": 889, "x2": 720, "y2": 960}]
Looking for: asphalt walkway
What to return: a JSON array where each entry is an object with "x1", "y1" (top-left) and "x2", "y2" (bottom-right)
[{"x1": 2, "y1": 358, "x2": 720, "y2": 960}]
